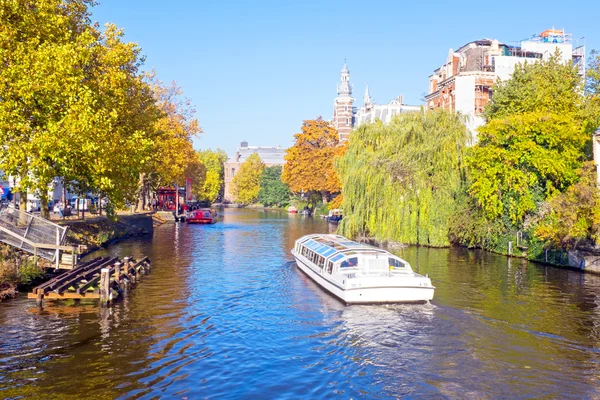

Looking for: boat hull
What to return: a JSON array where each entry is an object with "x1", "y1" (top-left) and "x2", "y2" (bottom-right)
[
  {"x1": 186, "y1": 218, "x2": 217, "y2": 224},
  {"x1": 294, "y1": 255, "x2": 434, "y2": 304}
]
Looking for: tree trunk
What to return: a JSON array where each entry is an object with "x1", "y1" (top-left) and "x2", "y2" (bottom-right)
[
  {"x1": 18, "y1": 188, "x2": 27, "y2": 225},
  {"x1": 321, "y1": 191, "x2": 329, "y2": 204},
  {"x1": 40, "y1": 191, "x2": 50, "y2": 219},
  {"x1": 136, "y1": 173, "x2": 146, "y2": 212}
]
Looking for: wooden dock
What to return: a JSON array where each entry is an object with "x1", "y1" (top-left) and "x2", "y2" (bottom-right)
[{"x1": 28, "y1": 256, "x2": 151, "y2": 305}]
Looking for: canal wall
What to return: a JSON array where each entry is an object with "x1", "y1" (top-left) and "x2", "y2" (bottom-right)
[{"x1": 61, "y1": 213, "x2": 154, "y2": 253}]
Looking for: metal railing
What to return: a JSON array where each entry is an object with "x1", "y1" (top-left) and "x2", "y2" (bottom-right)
[{"x1": 0, "y1": 205, "x2": 67, "y2": 262}]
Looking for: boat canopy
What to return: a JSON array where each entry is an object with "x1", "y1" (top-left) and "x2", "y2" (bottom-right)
[{"x1": 296, "y1": 234, "x2": 387, "y2": 263}]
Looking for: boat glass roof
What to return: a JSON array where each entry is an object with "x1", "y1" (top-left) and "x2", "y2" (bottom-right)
[{"x1": 298, "y1": 234, "x2": 387, "y2": 263}]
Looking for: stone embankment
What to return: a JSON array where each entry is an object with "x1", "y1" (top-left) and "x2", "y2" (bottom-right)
[{"x1": 62, "y1": 213, "x2": 155, "y2": 254}]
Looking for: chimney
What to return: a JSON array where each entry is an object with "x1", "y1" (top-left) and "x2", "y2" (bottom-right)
[{"x1": 240, "y1": 141, "x2": 248, "y2": 148}]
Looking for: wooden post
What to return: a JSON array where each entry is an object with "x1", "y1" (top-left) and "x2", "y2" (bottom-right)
[
  {"x1": 123, "y1": 256, "x2": 130, "y2": 277},
  {"x1": 100, "y1": 268, "x2": 110, "y2": 305},
  {"x1": 55, "y1": 227, "x2": 60, "y2": 269},
  {"x1": 508, "y1": 241, "x2": 512, "y2": 256},
  {"x1": 33, "y1": 246, "x2": 38, "y2": 267},
  {"x1": 114, "y1": 261, "x2": 121, "y2": 282}
]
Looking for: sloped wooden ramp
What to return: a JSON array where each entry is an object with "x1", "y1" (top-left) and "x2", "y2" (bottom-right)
[
  {"x1": 29, "y1": 256, "x2": 151, "y2": 305},
  {"x1": 0, "y1": 206, "x2": 84, "y2": 268}
]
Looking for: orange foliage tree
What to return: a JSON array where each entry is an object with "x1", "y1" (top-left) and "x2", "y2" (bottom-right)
[{"x1": 282, "y1": 118, "x2": 346, "y2": 204}]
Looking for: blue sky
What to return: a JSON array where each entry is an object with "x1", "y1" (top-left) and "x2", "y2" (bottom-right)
[{"x1": 92, "y1": 0, "x2": 599, "y2": 156}]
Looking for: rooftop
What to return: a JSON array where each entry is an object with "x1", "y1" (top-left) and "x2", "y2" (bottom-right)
[{"x1": 297, "y1": 234, "x2": 388, "y2": 262}]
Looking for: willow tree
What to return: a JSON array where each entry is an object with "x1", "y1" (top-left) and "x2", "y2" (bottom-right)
[{"x1": 337, "y1": 110, "x2": 471, "y2": 247}]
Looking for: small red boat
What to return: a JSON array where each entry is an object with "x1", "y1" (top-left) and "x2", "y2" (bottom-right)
[{"x1": 186, "y1": 208, "x2": 219, "y2": 224}]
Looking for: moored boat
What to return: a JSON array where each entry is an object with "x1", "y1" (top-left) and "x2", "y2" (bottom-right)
[
  {"x1": 287, "y1": 205, "x2": 298, "y2": 214},
  {"x1": 291, "y1": 234, "x2": 434, "y2": 304},
  {"x1": 326, "y1": 209, "x2": 343, "y2": 223},
  {"x1": 186, "y1": 208, "x2": 218, "y2": 224}
]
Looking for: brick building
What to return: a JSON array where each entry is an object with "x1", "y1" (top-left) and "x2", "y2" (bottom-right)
[{"x1": 425, "y1": 29, "x2": 585, "y2": 133}]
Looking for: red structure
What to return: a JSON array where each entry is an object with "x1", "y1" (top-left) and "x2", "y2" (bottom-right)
[
  {"x1": 156, "y1": 187, "x2": 185, "y2": 211},
  {"x1": 186, "y1": 209, "x2": 218, "y2": 224}
]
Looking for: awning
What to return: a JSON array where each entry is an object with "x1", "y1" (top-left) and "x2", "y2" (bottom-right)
[{"x1": 0, "y1": 187, "x2": 11, "y2": 199}]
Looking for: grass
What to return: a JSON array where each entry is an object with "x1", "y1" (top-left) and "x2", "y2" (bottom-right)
[{"x1": 0, "y1": 245, "x2": 46, "y2": 300}]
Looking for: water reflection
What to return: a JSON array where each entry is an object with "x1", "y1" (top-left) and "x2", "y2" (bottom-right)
[{"x1": 0, "y1": 210, "x2": 598, "y2": 398}]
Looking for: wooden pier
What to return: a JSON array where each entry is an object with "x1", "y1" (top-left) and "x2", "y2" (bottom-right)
[{"x1": 28, "y1": 256, "x2": 151, "y2": 305}]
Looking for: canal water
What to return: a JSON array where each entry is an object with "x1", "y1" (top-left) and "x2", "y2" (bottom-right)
[{"x1": 1, "y1": 209, "x2": 599, "y2": 399}]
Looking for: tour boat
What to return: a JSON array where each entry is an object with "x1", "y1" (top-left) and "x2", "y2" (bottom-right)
[
  {"x1": 186, "y1": 208, "x2": 218, "y2": 224},
  {"x1": 291, "y1": 234, "x2": 434, "y2": 304},
  {"x1": 288, "y1": 205, "x2": 298, "y2": 214}
]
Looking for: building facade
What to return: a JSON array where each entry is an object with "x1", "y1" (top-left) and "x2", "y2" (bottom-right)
[
  {"x1": 332, "y1": 64, "x2": 354, "y2": 142},
  {"x1": 425, "y1": 29, "x2": 585, "y2": 132},
  {"x1": 332, "y1": 64, "x2": 420, "y2": 141},
  {"x1": 223, "y1": 141, "x2": 286, "y2": 203}
]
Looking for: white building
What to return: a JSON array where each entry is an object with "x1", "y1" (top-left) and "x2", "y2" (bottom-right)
[{"x1": 331, "y1": 64, "x2": 420, "y2": 141}]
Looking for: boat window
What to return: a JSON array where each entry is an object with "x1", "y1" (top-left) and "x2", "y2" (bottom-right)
[
  {"x1": 388, "y1": 258, "x2": 406, "y2": 269},
  {"x1": 340, "y1": 257, "x2": 358, "y2": 268},
  {"x1": 327, "y1": 261, "x2": 333, "y2": 274},
  {"x1": 317, "y1": 256, "x2": 325, "y2": 268}
]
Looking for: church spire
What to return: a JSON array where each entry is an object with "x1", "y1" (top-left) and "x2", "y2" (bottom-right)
[{"x1": 364, "y1": 83, "x2": 372, "y2": 109}]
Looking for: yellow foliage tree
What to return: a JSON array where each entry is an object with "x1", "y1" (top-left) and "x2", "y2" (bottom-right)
[
  {"x1": 197, "y1": 149, "x2": 228, "y2": 202},
  {"x1": 232, "y1": 153, "x2": 265, "y2": 205},
  {"x1": 136, "y1": 77, "x2": 203, "y2": 210},
  {"x1": 281, "y1": 118, "x2": 346, "y2": 203}
]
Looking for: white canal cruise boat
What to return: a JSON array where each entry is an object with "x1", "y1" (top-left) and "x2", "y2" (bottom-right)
[{"x1": 291, "y1": 234, "x2": 434, "y2": 304}]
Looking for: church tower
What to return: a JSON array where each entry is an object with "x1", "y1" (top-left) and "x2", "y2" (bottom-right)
[
  {"x1": 363, "y1": 83, "x2": 372, "y2": 112},
  {"x1": 333, "y1": 63, "x2": 354, "y2": 142}
]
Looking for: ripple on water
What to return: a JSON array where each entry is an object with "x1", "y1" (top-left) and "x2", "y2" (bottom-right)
[{"x1": 0, "y1": 210, "x2": 599, "y2": 399}]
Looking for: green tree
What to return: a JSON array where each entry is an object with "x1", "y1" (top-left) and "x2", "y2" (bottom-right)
[
  {"x1": 469, "y1": 54, "x2": 590, "y2": 228},
  {"x1": 587, "y1": 49, "x2": 600, "y2": 96},
  {"x1": 197, "y1": 149, "x2": 228, "y2": 202},
  {"x1": 535, "y1": 162, "x2": 600, "y2": 250},
  {"x1": 232, "y1": 153, "x2": 265, "y2": 205},
  {"x1": 257, "y1": 166, "x2": 290, "y2": 207},
  {"x1": 0, "y1": 1, "x2": 160, "y2": 218},
  {"x1": 337, "y1": 110, "x2": 471, "y2": 246}
]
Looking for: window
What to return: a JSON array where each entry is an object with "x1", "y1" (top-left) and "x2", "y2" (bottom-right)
[
  {"x1": 327, "y1": 261, "x2": 333, "y2": 274},
  {"x1": 232, "y1": 168, "x2": 236, "y2": 177},
  {"x1": 344, "y1": 106, "x2": 348, "y2": 112},
  {"x1": 340, "y1": 257, "x2": 358, "y2": 268},
  {"x1": 388, "y1": 258, "x2": 405, "y2": 269},
  {"x1": 317, "y1": 256, "x2": 325, "y2": 268},
  {"x1": 345, "y1": 118, "x2": 349, "y2": 126}
]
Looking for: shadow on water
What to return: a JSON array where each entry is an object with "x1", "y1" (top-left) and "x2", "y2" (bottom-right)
[{"x1": 0, "y1": 209, "x2": 599, "y2": 398}]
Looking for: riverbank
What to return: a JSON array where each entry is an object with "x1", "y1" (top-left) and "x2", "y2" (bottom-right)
[
  {"x1": 61, "y1": 213, "x2": 155, "y2": 254},
  {"x1": 0, "y1": 213, "x2": 156, "y2": 300}
]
